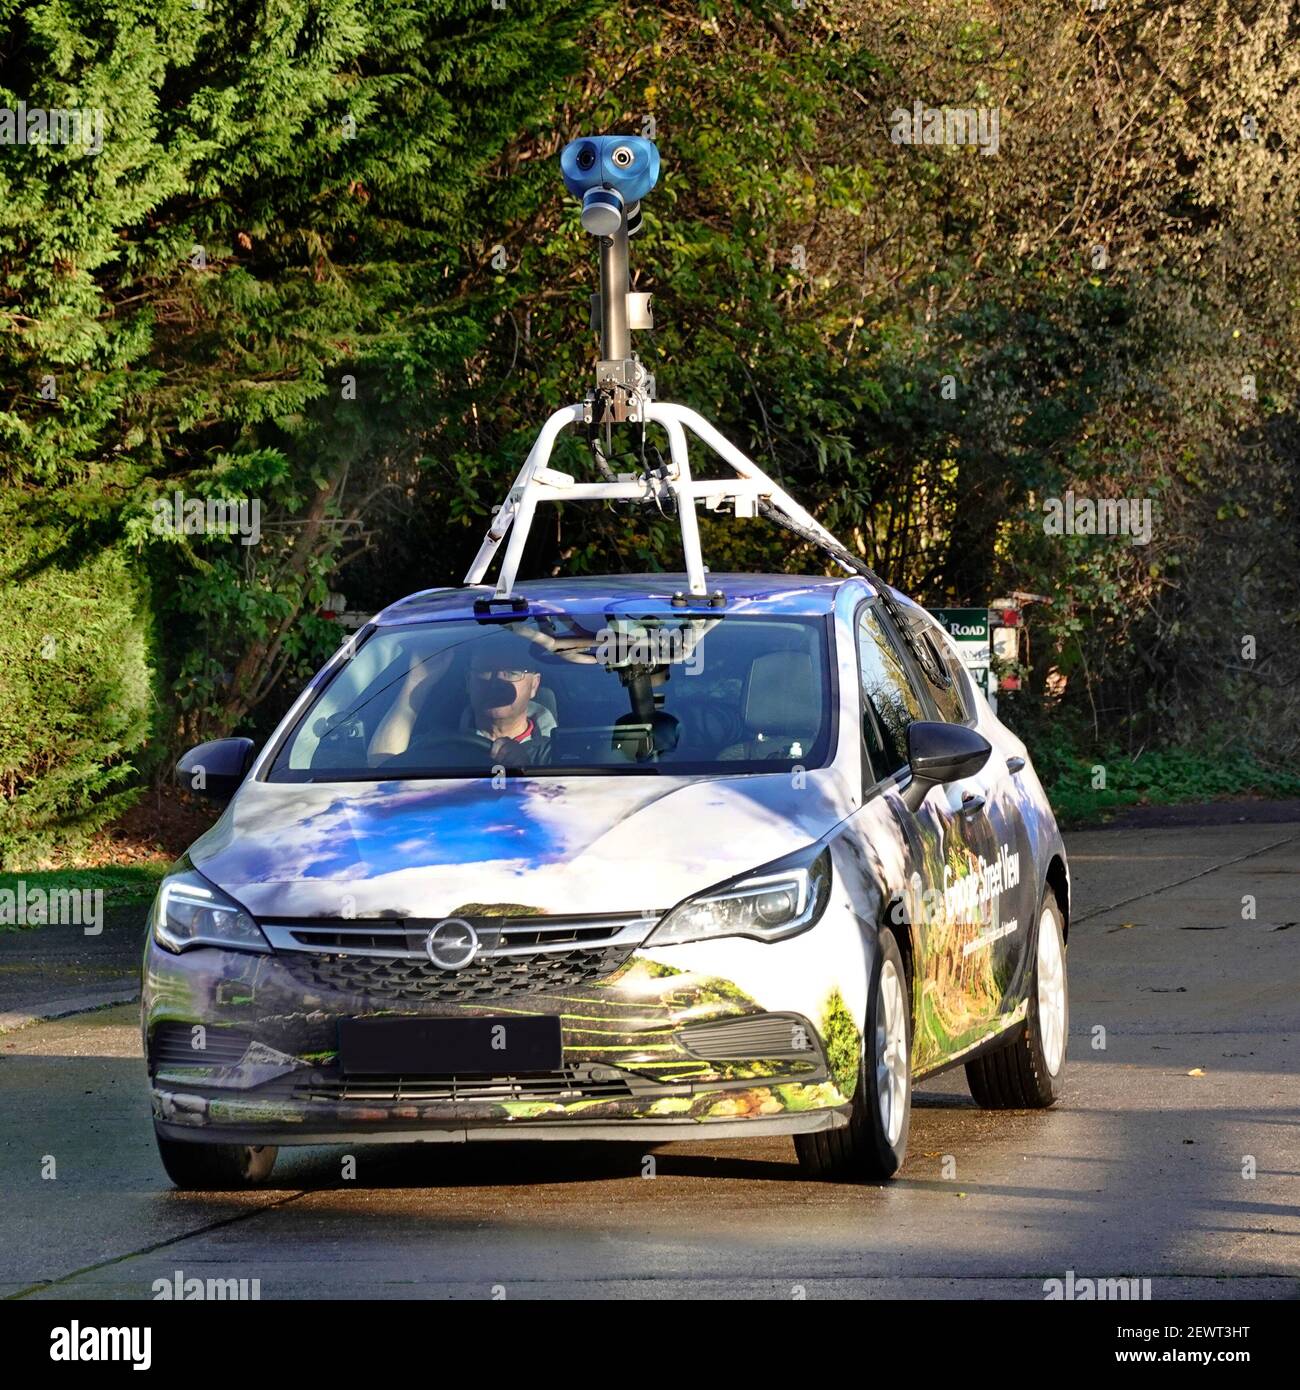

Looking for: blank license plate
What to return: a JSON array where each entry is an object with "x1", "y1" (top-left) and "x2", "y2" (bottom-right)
[{"x1": 337, "y1": 1015, "x2": 562, "y2": 1076}]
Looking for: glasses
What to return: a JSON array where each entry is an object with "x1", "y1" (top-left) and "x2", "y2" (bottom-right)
[{"x1": 470, "y1": 667, "x2": 533, "y2": 682}]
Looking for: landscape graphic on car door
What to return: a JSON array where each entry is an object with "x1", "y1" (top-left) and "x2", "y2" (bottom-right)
[{"x1": 887, "y1": 785, "x2": 1025, "y2": 1074}]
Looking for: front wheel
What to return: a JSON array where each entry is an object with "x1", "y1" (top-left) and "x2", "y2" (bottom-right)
[
  {"x1": 155, "y1": 1128, "x2": 278, "y2": 1190},
  {"x1": 965, "y1": 891, "x2": 1068, "y2": 1108},
  {"x1": 796, "y1": 926, "x2": 911, "y2": 1181}
]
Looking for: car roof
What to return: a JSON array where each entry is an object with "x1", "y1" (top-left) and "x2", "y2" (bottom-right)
[{"x1": 372, "y1": 573, "x2": 872, "y2": 626}]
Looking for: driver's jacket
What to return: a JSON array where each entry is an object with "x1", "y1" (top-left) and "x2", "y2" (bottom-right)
[{"x1": 457, "y1": 699, "x2": 557, "y2": 761}]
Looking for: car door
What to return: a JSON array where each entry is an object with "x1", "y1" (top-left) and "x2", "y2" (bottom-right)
[
  {"x1": 853, "y1": 601, "x2": 1006, "y2": 1074},
  {"x1": 902, "y1": 609, "x2": 1037, "y2": 1025}
]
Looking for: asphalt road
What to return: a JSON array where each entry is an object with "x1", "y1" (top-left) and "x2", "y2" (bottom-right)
[{"x1": 2, "y1": 819, "x2": 1297, "y2": 1300}]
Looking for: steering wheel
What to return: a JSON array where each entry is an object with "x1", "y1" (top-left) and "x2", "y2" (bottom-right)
[
  {"x1": 387, "y1": 733, "x2": 496, "y2": 767},
  {"x1": 691, "y1": 698, "x2": 744, "y2": 753},
  {"x1": 750, "y1": 739, "x2": 805, "y2": 760}
]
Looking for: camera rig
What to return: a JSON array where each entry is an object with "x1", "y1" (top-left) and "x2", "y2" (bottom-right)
[{"x1": 465, "y1": 135, "x2": 873, "y2": 600}]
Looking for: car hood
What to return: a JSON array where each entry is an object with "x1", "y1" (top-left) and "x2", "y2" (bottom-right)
[{"x1": 189, "y1": 770, "x2": 856, "y2": 919}]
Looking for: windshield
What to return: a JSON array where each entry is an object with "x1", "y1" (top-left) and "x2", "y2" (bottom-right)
[{"x1": 267, "y1": 611, "x2": 835, "y2": 781}]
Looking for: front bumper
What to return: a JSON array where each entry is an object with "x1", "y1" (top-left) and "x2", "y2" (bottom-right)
[
  {"x1": 143, "y1": 925, "x2": 865, "y2": 1145},
  {"x1": 153, "y1": 1100, "x2": 851, "y2": 1147}
]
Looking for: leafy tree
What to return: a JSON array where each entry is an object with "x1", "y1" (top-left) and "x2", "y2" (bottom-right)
[
  {"x1": 1, "y1": 0, "x2": 604, "y2": 860},
  {"x1": 3, "y1": 0, "x2": 1298, "y2": 864}
]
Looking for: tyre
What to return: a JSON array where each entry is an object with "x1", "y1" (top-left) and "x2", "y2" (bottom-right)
[
  {"x1": 965, "y1": 890, "x2": 1068, "y2": 1109},
  {"x1": 796, "y1": 926, "x2": 911, "y2": 1181},
  {"x1": 155, "y1": 1128, "x2": 278, "y2": 1190}
]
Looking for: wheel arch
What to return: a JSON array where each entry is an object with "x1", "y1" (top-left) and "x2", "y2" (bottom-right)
[
  {"x1": 881, "y1": 892, "x2": 917, "y2": 1009},
  {"x1": 1045, "y1": 854, "x2": 1070, "y2": 942}
]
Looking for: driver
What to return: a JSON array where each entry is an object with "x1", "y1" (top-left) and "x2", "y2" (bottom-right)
[
  {"x1": 367, "y1": 629, "x2": 554, "y2": 766},
  {"x1": 462, "y1": 634, "x2": 555, "y2": 764}
]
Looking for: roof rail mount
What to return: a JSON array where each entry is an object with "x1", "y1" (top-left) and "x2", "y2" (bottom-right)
[
  {"x1": 472, "y1": 594, "x2": 530, "y2": 618},
  {"x1": 465, "y1": 134, "x2": 867, "y2": 600}
]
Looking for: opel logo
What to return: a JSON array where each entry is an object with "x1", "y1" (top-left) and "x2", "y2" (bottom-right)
[{"x1": 425, "y1": 917, "x2": 479, "y2": 971}]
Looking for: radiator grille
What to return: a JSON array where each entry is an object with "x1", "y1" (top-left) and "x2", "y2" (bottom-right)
[
  {"x1": 272, "y1": 917, "x2": 636, "y2": 955},
  {"x1": 280, "y1": 944, "x2": 632, "y2": 1002}
]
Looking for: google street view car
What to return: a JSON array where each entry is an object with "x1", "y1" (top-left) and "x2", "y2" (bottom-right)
[{"x1": 143, "y1": 137, "x2": 1070, "y2": 1188}]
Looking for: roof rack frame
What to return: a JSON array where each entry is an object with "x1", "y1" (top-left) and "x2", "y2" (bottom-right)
[{"x1": 463, "y1": 399, "x2": 859, "y2": 598}]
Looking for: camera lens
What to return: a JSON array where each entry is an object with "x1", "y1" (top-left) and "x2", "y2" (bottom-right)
[
  {"x1": 576, "y1": 144, "x2": 596, "y2": 171},
  {"x1": 612, "y1": 145, "x2": 633, "y2": 168}
]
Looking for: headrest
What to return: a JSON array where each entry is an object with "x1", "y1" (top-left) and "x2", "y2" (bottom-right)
[{"x1": 743, "y1": 651, "x2": 820, "y2": 736}]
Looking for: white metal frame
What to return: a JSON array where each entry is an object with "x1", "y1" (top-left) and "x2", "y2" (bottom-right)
[{"x1": 464, "y1": 400, "x2": 857, "y2": 597}]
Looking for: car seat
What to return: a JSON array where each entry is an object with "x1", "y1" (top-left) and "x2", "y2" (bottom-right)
[
  {"x1": 719, "y1": 650, "x2": 820, "y2": 760},
  {"x1": 533, "y1": 685, "x2": 558, "y2": 724}
]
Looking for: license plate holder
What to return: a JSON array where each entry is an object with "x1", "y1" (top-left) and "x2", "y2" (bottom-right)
[{"x1": 337, "y1": 1015, "x2": 562, "y2": 1076}]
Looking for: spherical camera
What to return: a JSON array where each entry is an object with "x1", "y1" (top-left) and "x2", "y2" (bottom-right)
[{"x1": 560, "y1": 135, "x2": 660, "y2": 235}]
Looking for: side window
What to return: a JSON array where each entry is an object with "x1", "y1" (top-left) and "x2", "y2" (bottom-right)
[
  {"x1": 856, "y1": 606, "x2": 925, "y2": 779},
  {"x1": 913, "y1": 621, "x2": 970, "y2": 724}
]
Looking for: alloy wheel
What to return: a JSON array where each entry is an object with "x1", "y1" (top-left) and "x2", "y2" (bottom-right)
[
  {"x1": 875, "y1": 958, "x2": 908, "y2": 1145},
  {"x1": 1037, "y1": 907, "x2": 1066, "y2": 1076}
]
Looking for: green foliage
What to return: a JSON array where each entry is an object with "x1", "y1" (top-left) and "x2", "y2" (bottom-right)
[
  {"x1": 2, "y1": 0, "x2": 1298, "y2": 855},
  {"x1": 1, "y1": 0, "x2": 605, "y2": 831},
  {"x1": 1015, "y1": 714, "x2": 1300, "y2": 829},
  {"x1": 818, "y1": 987, "x2": 862, "y2": 1102},
  {"x1": 0, "y1": 502, "x2": 157, "y2": 867}
]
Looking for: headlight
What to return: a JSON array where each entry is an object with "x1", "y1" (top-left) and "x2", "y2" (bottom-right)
[
  {"x1": 151, "y1": 862, "x2": 268, "y2": 955},
  {"x1": 647, "y1": 846, "x2": 832, "y2": 947}
]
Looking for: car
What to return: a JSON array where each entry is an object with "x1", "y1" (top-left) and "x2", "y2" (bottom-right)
[{"x1": 143, "y1": 570, "x2": 1070, "y2": 1188}]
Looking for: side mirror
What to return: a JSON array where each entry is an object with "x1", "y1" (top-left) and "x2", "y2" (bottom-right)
[
  {"x1": 901, "y1": 721, "x2": 991, "y2": 812},
  {"x1": 175, "y1": 737, "x2": 257, "y2": 803}
]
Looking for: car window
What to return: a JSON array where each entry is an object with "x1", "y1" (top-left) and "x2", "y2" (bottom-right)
[
  {"x1": 856, "y1": 605, "x2": 925, "y2": 779},
  {"x1": 912, "y1": 620, "x2": 970, "y2": 723},
  {"x1": 266, "y1": 612, "x2": 835, "y2": 781}
]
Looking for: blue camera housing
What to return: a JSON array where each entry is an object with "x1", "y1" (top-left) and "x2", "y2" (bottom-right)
[{"x1": 560, "y1": 135, "x2": 660, "y2": 207}]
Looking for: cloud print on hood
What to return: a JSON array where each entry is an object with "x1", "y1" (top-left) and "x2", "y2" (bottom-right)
[{"x1": 190, "y1": 772, "x2": 854, "y2": 919}]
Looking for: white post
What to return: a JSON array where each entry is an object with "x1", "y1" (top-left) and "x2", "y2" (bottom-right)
[
  {"x1": 659, "y1": 414, "x2": 708, "y2": 595},
  {"x1": 463, "y1": 403, "x2": 584, "y2": 587}
]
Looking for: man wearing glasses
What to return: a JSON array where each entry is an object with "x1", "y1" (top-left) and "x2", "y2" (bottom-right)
[
  {"x1": 368, "y1": 630, "x2": 555, "y2": 766},
  {"x1": 463, "y1": 634, "x2": 556, "y2": 760}
]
